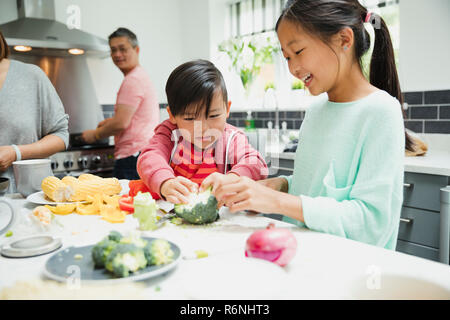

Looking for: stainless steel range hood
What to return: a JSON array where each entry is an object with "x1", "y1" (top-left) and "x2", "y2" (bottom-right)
[
  {"x1": 0, "y1": 0, "x2": 108, "y2": 134},
  {"x1": 0, "y1": 0, "x2": 109, "y2": 57}
]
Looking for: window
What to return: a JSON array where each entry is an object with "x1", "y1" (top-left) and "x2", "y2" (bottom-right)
[{"x1": 218, "y1": 0, "x2": 400, "y2": 109}]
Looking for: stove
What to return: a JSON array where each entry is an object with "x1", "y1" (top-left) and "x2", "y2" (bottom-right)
[{"x1": 49, "y1": 133, "x2": 115, "y2": 178}]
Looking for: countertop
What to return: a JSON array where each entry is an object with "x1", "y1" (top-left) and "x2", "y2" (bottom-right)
[{"x1": 1, "y1": 190, "x2": 450, "y2": 299}]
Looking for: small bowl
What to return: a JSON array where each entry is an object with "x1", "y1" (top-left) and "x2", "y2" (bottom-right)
[{"x1": 0, "y1": 177, "x2": 10, "y2": 195}]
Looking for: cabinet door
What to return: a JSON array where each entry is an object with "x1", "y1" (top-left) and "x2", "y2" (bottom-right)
[
  {"x1": 396, "y1": 240, "x2": 439, "y2": 262},
  {"x1": 403, "y1": 172, "x2": 449, "y2": 212},
  {"x1": 398, "y1": 206, "x2": 440, "y2": 248}
]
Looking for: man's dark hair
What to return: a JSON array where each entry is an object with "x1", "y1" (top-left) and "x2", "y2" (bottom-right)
[
  {"x1": 108, "y1": 27, "x2": 138, "y2": 47},
  {"x1": 0, "y1": 29, "x2": 10, "y2": 61},
  {"x1": 165, "y1": 59, "x2": 228, "y2": 118}
]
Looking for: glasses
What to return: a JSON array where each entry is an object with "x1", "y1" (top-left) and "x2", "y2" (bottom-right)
[{"x1": 110, "y1": 46, "x2": 133, "y2": 55}]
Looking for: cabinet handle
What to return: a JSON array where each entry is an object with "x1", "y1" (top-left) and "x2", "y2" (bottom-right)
[
  {"x1": 403, "y1": 183, "x2": 414, "y2": 189},
  {"x1": 400, "y1": 218, "x2": 413, "y2": 224}
]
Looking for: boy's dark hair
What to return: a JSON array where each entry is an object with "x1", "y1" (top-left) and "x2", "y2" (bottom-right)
[
  {"x1": 276, "y1": 0, "x2": 413, "y2": 151},
  {"x1": 108, "y1": 27, "x2": 139, "y2": 47},
  {"x1": 0, "y1": 30, "x2": 10, "y2": 61},
  {"x1": 166, "y1": 59, "x2": 228, "y2": 118}
]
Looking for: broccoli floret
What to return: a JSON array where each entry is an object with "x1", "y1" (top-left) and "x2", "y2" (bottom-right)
[
  {"x1": 91, "y1": 239, "x2": 118, "y2": 268},
  {"x1": 144, "y1": 239, "x2": 174, "y2": 266},
  {"x1": 174, "y1": 187, "x2": 219, "y2": 224},
  {"x1": 107, "y1": 230, "x2": 123, "y2": 242},
  {"x1": 105, "y1": 243, "x2": 147, "y2": 278},
  {"x1": 119, "y1": 235, "x2": 148, "y2": 248}
]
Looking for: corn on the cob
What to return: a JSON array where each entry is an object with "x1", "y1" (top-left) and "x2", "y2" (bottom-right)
[
  {"x1": 78, "y1": 173, "x2": 103, "y2": 182},
  {"x1": 61, "y1": 176, "x2": 84, "y2": 202},
  {"x1": 41, "y1": 176, "x2": 71, "y2": 202},
  {"x1": 68, "y1": 177, "x2": 122, "y2": 201}
]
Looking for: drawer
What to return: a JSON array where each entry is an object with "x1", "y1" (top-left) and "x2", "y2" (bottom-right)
[
  {"x1": 396, "y1": 239, "x2": 439, "y2": 262},
  {"x1": 403, "y1": 172, "x2": 449, "y2": 212},
  {"x1": 398, "y1": 206, "x2": 440, "y2": 248}
]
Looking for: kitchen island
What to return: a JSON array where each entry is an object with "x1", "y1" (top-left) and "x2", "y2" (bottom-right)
[{"x1": 1, "y1": 188, "x2": 449, "y2": 300}]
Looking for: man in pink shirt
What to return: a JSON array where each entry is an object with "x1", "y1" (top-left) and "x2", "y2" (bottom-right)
[{"x1": 82, "y1": 28, "x2": 159, "y2": 179}]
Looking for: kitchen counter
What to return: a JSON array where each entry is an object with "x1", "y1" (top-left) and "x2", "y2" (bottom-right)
[{"x1": 1, "y1": 191, "x2": 450, "y2": 299}]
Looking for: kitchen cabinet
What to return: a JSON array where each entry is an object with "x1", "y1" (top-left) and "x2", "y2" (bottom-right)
[
  {"x1": 266, "y1": 153, "x2": 450, "y2": 264},
  {"x1": 399, "y1": 172, "x2": 450, "y2": 264}
]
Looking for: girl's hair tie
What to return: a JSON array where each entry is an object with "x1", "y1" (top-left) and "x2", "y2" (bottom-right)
[{"x1": 364, "y1": 12, "x2": 372, "y2": 23}]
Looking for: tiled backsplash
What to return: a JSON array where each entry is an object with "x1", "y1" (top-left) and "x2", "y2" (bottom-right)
[
  {"x1": 102, "y1": 90, "x2": 450, "y2": 134},
  {"x1": 403, "y1": 90, "x2": 450, "y2": 134}
]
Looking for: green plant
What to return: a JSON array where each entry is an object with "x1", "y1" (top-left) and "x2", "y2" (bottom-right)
[
  {"x1": 264, "y1": 82, "x2": 275, "y2": 91},
  {"x1": 218, "y1": 34, "x2": 280, "y2": 92},
  {"x1": 292, "y1": 79, "x2": 305, "y2": 90},
  {"x1": 174, "y1": 187, "x2": 219, "y2": 224}
]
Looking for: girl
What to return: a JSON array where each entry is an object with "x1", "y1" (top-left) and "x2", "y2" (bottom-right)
[
  {"x1": 203, "y1": 0, "x2": 412, "y2": 250},
  {"x1": 137, "y1": 59, "x2": 268, "y2": 204}
]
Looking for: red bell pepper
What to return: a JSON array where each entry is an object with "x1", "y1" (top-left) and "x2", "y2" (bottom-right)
[{"x1": 128, "y1": 180, "x2": 160, "y2": 200}]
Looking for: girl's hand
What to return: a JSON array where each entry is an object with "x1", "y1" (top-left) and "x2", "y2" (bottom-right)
[
  {"x1": 257, "y1": 177, "x2": 289, "y2": 192},
  {"x1": 0, "y1": 146, "x2": 16, "y2": 172},
  {"x1": 160, "y1": 176, "x2": 198, "y2": 204},
  {"x1": 200, "y1": 172, "x2": 240, "y2": 209},
  {"x1": 213, "y1": 176, "x2": 280, "y2": 214}
]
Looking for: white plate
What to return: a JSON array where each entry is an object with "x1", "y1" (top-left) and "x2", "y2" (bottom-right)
[
  {"x1": 26, "y1": 191, "x2": 86, "y2": 205},
  {"x1": 25, "y1": 179, "x2": 130, "y2": 205}
]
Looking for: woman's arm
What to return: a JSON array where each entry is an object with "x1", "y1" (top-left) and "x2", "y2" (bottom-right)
[{"x1": 0, "y1": 135, "x2": 66, "y2": 171}]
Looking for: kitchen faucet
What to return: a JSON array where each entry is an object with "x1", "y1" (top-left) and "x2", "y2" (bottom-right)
[{"x1": 263, "y1": 88, "x2": 279, "y2": 130}]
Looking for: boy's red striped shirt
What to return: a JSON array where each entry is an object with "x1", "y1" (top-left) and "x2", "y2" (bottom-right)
[{"x1": 170, "y1": 141, "x2": 219, "y2": 185}]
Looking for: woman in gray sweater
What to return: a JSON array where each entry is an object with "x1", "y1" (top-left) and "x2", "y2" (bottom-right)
[{"x1": 0, "y1": 30, "x2": 69, "y2": 193}]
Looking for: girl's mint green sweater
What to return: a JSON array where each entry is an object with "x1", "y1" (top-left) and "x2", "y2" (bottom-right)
[{"x1": 282, "y1": 90, "x2": 405, "y2": 250}]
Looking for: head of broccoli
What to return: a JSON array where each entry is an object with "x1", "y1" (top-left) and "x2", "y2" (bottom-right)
[
  {"x1": 91, "y1": 238, "x2": 118, "y2": 268},
  {"x1": 105, "y1": 243, "x2": 147, "y2": 278},
  {"x1": 174, "y1": 187, "x2": 219, "y2": 224},
  {"x1": 144, "y1": 239, "x2": 174, "y2": 266}
]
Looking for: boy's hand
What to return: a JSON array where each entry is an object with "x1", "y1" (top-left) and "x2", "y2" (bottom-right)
[
  {"x1": 160, "y1": 176, "x2": 198, "y2": 204},
  {"x1": 200, "y1": 172, "x2": 240, "y2": 209}
]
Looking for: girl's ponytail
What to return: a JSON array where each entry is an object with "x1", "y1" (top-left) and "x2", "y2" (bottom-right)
[{"x1": 365, "y1": 12, "x2": 414, "y2": 151}]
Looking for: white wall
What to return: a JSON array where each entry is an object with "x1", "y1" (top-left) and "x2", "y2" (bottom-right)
[
  {"x1": 0, "y1": 0, "x2": 241, "y2": 104},
  {"x1": 399, "y1": 0, "x2": 450, "y2": 92},
  {"x1": 54, "y1": 0, "x2": 185, "y2": 104}
]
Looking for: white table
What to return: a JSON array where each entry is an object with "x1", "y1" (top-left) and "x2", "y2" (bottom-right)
[{"x1": 1, "y1": 193, "x2": 450, "y2": 300}]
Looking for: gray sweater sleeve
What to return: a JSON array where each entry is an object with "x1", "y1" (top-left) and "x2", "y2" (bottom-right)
[{"x1": 36, "y1": 66, "x2": 70, "y2": 149}]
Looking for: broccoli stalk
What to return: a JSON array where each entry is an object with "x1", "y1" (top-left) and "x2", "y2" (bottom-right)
[
  {"x1": 174, "y1": 187, "x2": 219, "y2": 224},
  {"x1": 133, "y1": 192, "x2": 159, "y2": 231}
]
